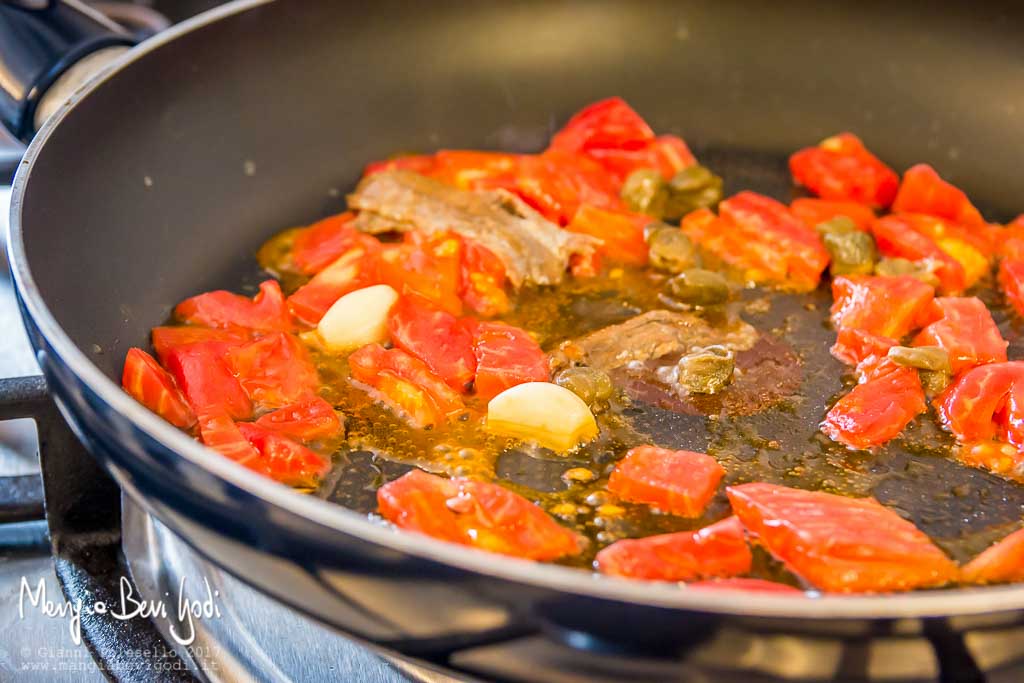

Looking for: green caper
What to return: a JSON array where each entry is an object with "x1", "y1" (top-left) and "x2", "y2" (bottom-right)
[
  {"x1": 554, "y1": 366, "x2": 614, "y2": 405},
  {"x1": 920, "y1": 369, "x2": 952, "y2": 396},
  {"x1": 647, "y1": 226, "x2": 700, "y2": 273},
  {"x1": 875, "y1": 257, "x2": 942, "y2": 288},
  {"x1": 822, "y1": 230, "x2": 877, "y2": 276},
  {"x1": 665, "y1": 268, "x2": 730, "y2": 306},
  {"x1": 662, "y1": 165, "x2": 724, "y2": 221},
  {"x1": 621, "y1": 168, "x2": 668, "y2": 217},
  {"x1": 676, "y1": 345, "x2": 735, "y2": 394},
  {"x1": 887, "y1": 345, "x2": 952, "y2": 373},
  {"x1": 815, "y1": 216, "x2": 859, "y2": 236}
]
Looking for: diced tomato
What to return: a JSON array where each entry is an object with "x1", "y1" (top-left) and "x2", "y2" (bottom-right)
[
  {"x1": 687, "y1": 578, "x2": 803, "y2": 593},
  {"x1": 236, "y1": 422, "x2": 330, "y2": 487},
  {"x1": 998, "y1": 215, "x2": 1024, "y2": 261},
  {"x1": 788, "y1": 132, "x2": 899, "y2": 208},
  {"x1": 830, "y1": 328, "x2": 897, "y2": 367},
  {"x1": 122, "y1": 348, "x2": 196, "y2": 428},
  {"x1": 961, "y1": 527, "x2": 1024, "y2": 585},
  {"x1": 363, "y1": 154, "x2": 436, "y2": 178},
  {"x1": 586, "y1": 135, "x2": 697, "y2": 184},
  {"x1": 349, "y1": 344, "x2": 464, "y2": 428},
  {"x1": 150, "y1": 326, "x2": 250, "y2": 364},
  {"x1": 958, "y1": 441, "x2": 1024, "y2": 482},
  {"x1": 459, "y1": 238, "x2": 509, "y2": 316},
  {"x1": 377, "y1": 469, "x2": 583, "y2": 560},
  {"x1": 939, "y1": 362, "x2": 1024, "y2": 448},
  {"x1": 288, "y1": 235, "x2": 381, "y2": 325},
  {"x1": 830, "y1": 275, "x2": 935, "y2": 339},
  {"x1": 378, "y1": 232, "x2": 463, "y2": 315},
  {"x1": 912, "y1": 297, "x2": 1006, "y2": 373},
  {"x1": 175, "y1": 280, "x2": 292, "y2": 333},
  {"x1": 999, "y1": 259, "x2": 1024, "y2": 318},
  {"x1": 547, "y1": 97, "x2": 655, "y2": 155},
  {"x1": 892, "y1": 163, "x2": 985, "y2": 228},
  {"x1": 790, "y1": 198, "x2": 875, "y2": 232},
  {"x1": 164, "y1": 342, "x2": 252, "y2": 420},
  {"x1": 726, "y1": 483, "x2": 958, "y2": 592},
  {"x1": 871, "y1": 213, "x2": 990, "y2": 293},
  {"x1": 821, "y1": 358, "x2": 925, "y2": 449},
  {"x1": 607, "y1": 446, "x2": 724, "y2": 517},
  {"x1": 595, "y1": 516, "x2": 751, "y2": 582},
  {"x1": 387, "y1": 295, "x2": 477, "y2": 392},
  {"x1": 463, "y1": 320, "x2": 549, "y2": 401},
  {"x1": 224, "y1": 332, "x2": 319, "y2": 409},
  {"x1": 254, "y1": 395, "x2": 342, "y2": 442},
  {"x1": 569, "y1": 250, "x2": 603, "y2": 278},
  {"x1": 197, "y1": 409, "x2": 260, "y2": 462},
  {"x1": 682, "y1": 193, "x2": 829, "y2": 292},
  {"x1": 565, "y1": 204, "x2": 650, "y2": 266},
  {"x1": 291, "y1": 212, "x2": 359, "y2": 275},
  {"x1": 509, "y1": 152, "x2": 623, "y2": 226},
  {"x1": 431, "y1": 150, "x2": 521, "y2": 190}
]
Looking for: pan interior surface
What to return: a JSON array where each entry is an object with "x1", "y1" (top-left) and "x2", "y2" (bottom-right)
[{"x1": 11, "y1": 0, "x2": 1024, "y2": 616}]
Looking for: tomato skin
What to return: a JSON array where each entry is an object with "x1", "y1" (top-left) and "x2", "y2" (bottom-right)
[
  {"x1": 254, "y1": 395, "x2": 342, "y2": 442},
  {"x1": 224, "y1": 332, "x2": 319, "y2": 410},
  {"x1": 378, "y1": 232, "x2": 463, "y2": 315},
  {"x1": 871, "y1": 213, "x2": 990, "y2": 293},
  {"x1": 377, "y1": 469, "x2": 583, "y2": 560},
  {"x1": 788, "y1": 132, "x2": 899, "y2": 208},
  {"x1": 431, "y1": 150, "x2": 521, "y2": 189},
  {"x1": 821, "y1": 358, "x2": 925, "y2": 449},
  {"x1": 175, "y1": 280, "x2": 292, "y2": 333},
  {"x1": 122, "y1": 348, "x2": 196, "y2": 428},
  {"x1": 463, "y1": 320, "x2": 549, "y2": 401},
  {"x1": 511, "y1": 152, "x2": 623, "y2": 226},
  {"x1": 727, "y1": 483, "x2": 958, "y2": 593},
  {"x1": 586, "y1": 135, "x2": 696, "y2": 184},
  {"x1": 164, "y1": 342, "x2": 252, "y2": 420},
  {"x1": 349, "y1": 344, "x2": 464, "y2": 427},
  {"x1": 150, "y1": 326, "x2": 250, "y2": 364},
  {"x1": 830, "y1": 275, "x2": 936, "y2": 339},
  {"x1": 387, "y1": 295, "x2": 477, "y2": 392},
  {"x1": 687, "y1": 578, "x2": 802, "y2": 593},
  {"x1": 595, "y1": 516, "x2": 752, "y2": 582},
  {"x1": 892, "y1": 163, "x2": 985, "y2": 228},
  {"x1": 830, "y1": 328, "x2": 897, "y2": 367},
  {"x1": 363, "y1": 154, "x2": 436, "y2": 178},
  {"x1": 547, "y1": 97, "x2": 655, "y2": 155},
  {"x1": 607, "y1": 446, "x2": 724, "y2": 517},
  {"x1": 236, "y1": 422, "x2": 329, "y2": 487},
  {"x1": 288, "y1": 235, "x2": 382, "y2": 325},
  {"x1": 197, "y1": 409, "x2": 261, "y2": 462},
  {"x1": 939, "y1": 361, "x2": 1024, "y2": 448},
  {"x1": 998, "y1": 259, "x2": 1024, "y2": 318},
  {"x1": 459, "y1": 239, "x2": 509, "y2": 316},
  {"x1": 912, "y1": 297, "x2": 1006, "y2": 373},
  {"x1": 961, "y1": 527, "x2": 1024, "y2": 585},
  {"x1": 291, "y1": 212, "x2": 359, "y2": 275},
  {"x1": 565, "y1": 204, "x2": 650, "y2": 266},
  {"x1": 790, "y1": 198, "x2": 876, "y2": 232}
]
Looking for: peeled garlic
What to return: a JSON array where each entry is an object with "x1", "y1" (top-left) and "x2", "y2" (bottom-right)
[
  {"x1": 486, "y1": 381, "x2": 598, "y2": 453},
  {"x1": 317, "y1": 284, "x2": 398, "y2": 351}
]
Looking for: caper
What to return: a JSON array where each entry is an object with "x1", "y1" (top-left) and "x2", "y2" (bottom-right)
[
  {"x1": 647, "y1": 226, "x2": 700, "y2": 273},
  {"x1": 815, "y1": 216, "x2": 859, "y2": 236},
  {"x1": 621, "y1": 168, "x2": 668, "y2": 217},
  {"x1": 677, "y1": 345, "x2": 735, "y2": 394},
  {"x1": 887, "y1": 345, "x2": 952, "y2": 373},
  {"x1": 875, "y1": 257, "x2": 941, "y2": 288},
  {"x1": 665, "y1": 268, "x2": 730, "y2": 306},
  {"x1": 920, "y1": 369, "x2": 952, "y2": 397},
  {"x1": 554, "y1": 366, "x2": 614, "y2": 405},
  {"x1": 661, "y1": 165, "x2": 724, "y2": 221},
  {"x1": 822, "y1": 230, "x2": 877, "y2": 276}
]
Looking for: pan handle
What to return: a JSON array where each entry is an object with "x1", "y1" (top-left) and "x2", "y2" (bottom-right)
[{"x1": 0, "y1": 375, "x2": 52, "y2": 523}]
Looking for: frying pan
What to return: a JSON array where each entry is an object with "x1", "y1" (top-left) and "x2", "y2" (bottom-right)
[{"x1": 5, "y1": 0, "x2": 1024, "y2": 676}]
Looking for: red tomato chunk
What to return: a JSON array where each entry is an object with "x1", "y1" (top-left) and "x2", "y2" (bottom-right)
[
  {"x1": 122, "y1": 348, "x2": 196, "y2": 428},
  {"x1": 290, "y1": 211, "x2": 360, "y2": 275},
  {"x1": 871, "y1": 213, "x2": 989, "y2": 293},
  {"x1": 464, "y1": 320, "x2": 549, "y2": 401},
  {"x1": 788, "y1": 132, "x2": 899, "y2": 208},
  {"x1": 595, "y1": 516, "x2": 751, "y2": 582},
  {"x1": 377, "y1": 469, "x2": 582, "y2": 560},
  {"x1": 236, "y1": 422, "x2": 330, "y2": 487},
  {"x1": 459, "y1": 239, "x2": 509, "y2": 317},
  {"x1": 547, "y1": 97, "x2": 655, "y2": 156},
  {"x1": 961, "y1": 527, "x2": 1024, "y2": 585},
  {"x1": 150, "y1": 326, "x2": 250, "y2": 364},
  {"x1": 912, "y1": 297, "x2": 1006, "y2": 373},
  {"x1": 176, "y1": 280, "x2": 292, "y2": 332},
  {"x1": 830, "y1": 328, "x2": 897, "y2": 367},
  {"x1": 821, "y1": 359, "x2": 925, "y2": 449},
  {"x1": 891, "y1": 164, "x2": 985, "y2": 228},
  {"x1": 379, "y1": 232, "x2": 463, "y2": 315},
  {"x1": 225, "y1": 332, "x2": 319, "y2": 410},
  {"x1": 727, "y1": 483, "x2": 958, "y2": 593},
  {"x1": 789, "y1": 198, "x2": 875, "y2": 232},
  {"x1": 565, "y1": 204, "x2": 650, "y2": 267},
  {"x1": 999, "y1": 259, "x2": 1024, "y2": 318},
  {"x1": 254, "y1": 396, "x2": 342, "y2": 443},
  {"x1": 164, "y1": 341, "x2": 252, "y2": 420},
  {"x1": 607, "y1": 446, "x2": 724, "y2": 517},
  {"x1": 830, "y1": 275, "x2": 935, "y2": 339},
  {"x1": 198, "y1": 409, "x2": 260, "y2": 462},
  {"x1": 388, "y1": 295, "x2": 477, "y2": 392},
  {"x1": 939, "y1": 362, "x2": 1024, "y2": 449},
  {"x1": 288, "y1": 235, "x2": 381, "y2": 325}
]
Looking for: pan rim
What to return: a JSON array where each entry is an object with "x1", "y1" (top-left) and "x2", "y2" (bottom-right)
[{"x1": 8, "y1": 0, "x2": 1024, "y2": 621}]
